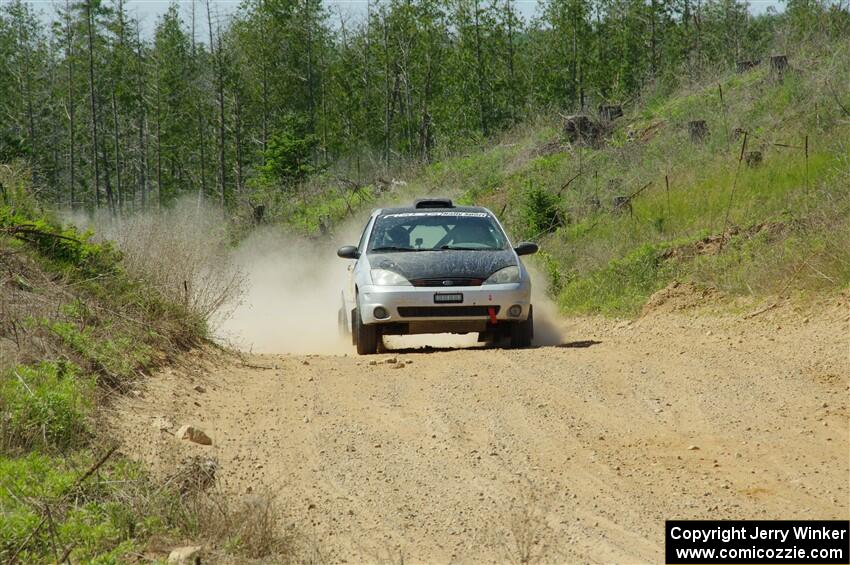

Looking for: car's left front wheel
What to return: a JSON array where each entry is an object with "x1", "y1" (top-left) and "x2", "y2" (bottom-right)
[
  {"x1": 353, "y1": 307, "x2": 378, "y2": 355},
  {"x1": 509, "y1": 306, "x2": 534, "y2": 348}
]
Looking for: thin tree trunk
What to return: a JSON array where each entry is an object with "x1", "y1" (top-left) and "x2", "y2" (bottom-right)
[
  {"x1": 65, "y1": 0, "x2": 76, "y2": 209},
  {"x1": 135, "y1": 23, "x2": 147, "y2": 211},
  {"x1": 99, "y1": 110, "x2": 115, "y2": 214},
  {"x1": 235, "y1": 89, "x2": 243, "y2": 195},
  {"x1": 571, "y1": 6, "x2": 578, "y2": 104},
  {"x1": 261, "y1": 64, "x2": 269, "y2": 162},
  {"x1": 85, "y1": 0, "x2": 101, "y2": 208},
  {"x1": 16, "y1": 4, "x2": 37, "y2": 188},
  {"x1": 383, "y1": 16, "x2": 391, "y2": 165},
  {"x1": 305, "y1": 0, "x2": 316, "y2": 130},
  {"x1": 192, "y1": 0, "x2": 206, "y2": 207},
  {"x1": 111, "y1": 84, "x2": 122, "y2": 211},
  {"x1": 420, "y1": 49, "x2": 434, "y2": 162},
  {"x1": 206, "y1": 0, "x2": 226, "y2": 207},
  {"x1": 650, "y1": 0, "x2": 657, "y2": 74},
  {"x1": 364, "y1": 0, "x2": 372, "y2": 142},
  {"x1": 154, "y1": 56, "x2": 162, "y2": 208},
  {"x1": 505, "y1": 0, "x2": 516, "y2": 122},
  {"x1": 474, "y1": 0, "x2": 488, "y2": 136}
]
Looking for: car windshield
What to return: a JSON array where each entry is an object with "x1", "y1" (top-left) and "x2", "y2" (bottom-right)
[{"x1": 369, "y1": 211, "x2": 508, "y2": 252}]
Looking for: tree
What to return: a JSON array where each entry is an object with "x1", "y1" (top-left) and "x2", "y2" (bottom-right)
[{"x1": 260, "y1": 113, "x2": 319, "y2": 187}]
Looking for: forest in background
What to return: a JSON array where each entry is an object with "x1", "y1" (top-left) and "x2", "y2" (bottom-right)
[{"x1": 2, "y1": 0, "x2": 847, "y2": 217}]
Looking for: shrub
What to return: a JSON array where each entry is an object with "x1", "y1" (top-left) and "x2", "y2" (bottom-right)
[
  {"x1": 0, "y1": 206, "x2": 121, "y2": 279},
  {"x1": 520, "y1": 185, "x2": 562, "y2": 240}
]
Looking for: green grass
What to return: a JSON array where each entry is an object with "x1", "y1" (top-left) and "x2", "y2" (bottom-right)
[
  {"x1": 0, "y1": 362, "x2": 92, "y2": 454},
  {"x1": 0, "y1": 453, "x2": 174, "y2": 563},
  {"x1": 557, "y1": 243, "x2": 675, "y2": 316},
  {"x1": 46, "y1": 321, "x2": 153, "y2": 385}
]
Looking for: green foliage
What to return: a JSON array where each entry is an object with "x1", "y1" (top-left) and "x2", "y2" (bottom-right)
[
  {"x1": 0, "y1": 453, "x2": 171, "y2": 563},
  {"x1": 0, "y1": 362, "x2": 92, "y2": 453},
  {"x1": 260, "y1": 113, "x2": 320, "y2": 186},
  {"x1": 519, "y1": 184, "x2": 562, "y2": 239},
  {"x1": 7, "y1": 0, "x2": 850, "y2": 213},
  {"x1": 0, "y1": 206, "x2": 121, "y2": 278}
]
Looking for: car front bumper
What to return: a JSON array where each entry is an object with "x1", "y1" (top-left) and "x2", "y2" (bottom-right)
[{"x1": 358, "y1": 282, "x2": 532, "y2": 325}]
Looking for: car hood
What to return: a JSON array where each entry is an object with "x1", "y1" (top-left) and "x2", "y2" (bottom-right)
[{"x1": 368, "y1": 249, "x2": 517, "y2": 281}]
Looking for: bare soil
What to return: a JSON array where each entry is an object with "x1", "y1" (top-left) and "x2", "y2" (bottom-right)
[{"x1": 113, "y1": 291, "x2": 849, "y2": 563}]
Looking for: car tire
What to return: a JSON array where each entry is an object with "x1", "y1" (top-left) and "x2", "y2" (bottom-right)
[
  {"x1": 509, "y1": 306, "x2": 533, "y2": 348},
  {"x1": 354, "y1": 307, "x2": 378, "y2": 355}
]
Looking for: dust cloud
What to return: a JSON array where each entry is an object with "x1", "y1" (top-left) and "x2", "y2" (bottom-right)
[
  {"x1": 216, "y1": 228, "x2": 355, "y2": 355},
  {"x1": 63, "y1": 199, "x2": 565, "y2": 354},
  {"x1": 218, "y1": 230, "x2": 567, "y2": 354},
  {"x1": 527, "y1": 265, "x2": 569, "y2": 347}
]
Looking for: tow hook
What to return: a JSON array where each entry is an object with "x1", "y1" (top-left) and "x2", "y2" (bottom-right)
[{"x1": 488, "y1": 307, "x2": 498, "y2": 325}]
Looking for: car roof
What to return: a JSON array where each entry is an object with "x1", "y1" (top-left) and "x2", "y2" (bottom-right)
[{"x1": 374, "y1": 205, "x2": 492, "y2": 216}]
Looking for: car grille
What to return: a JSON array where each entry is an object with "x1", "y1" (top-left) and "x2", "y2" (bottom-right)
[
  {"x1": 397, "y1": 306, "x2": 499, "y2": 318},
  {"x1": 410, "y1": 277, "x2": 483, "y2": 287}
]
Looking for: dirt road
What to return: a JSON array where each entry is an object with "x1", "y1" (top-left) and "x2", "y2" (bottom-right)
[{"x1": 115, "y1": 289, "x2": 849, "y2": 563}]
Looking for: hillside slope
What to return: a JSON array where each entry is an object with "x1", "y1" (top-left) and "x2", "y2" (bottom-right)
[
  {"x1": 0, "y1": 178, "x2": 288, "y2": 562},
  {"x1": 282, "y1": 40, "x2": 850, "y2": 316}
]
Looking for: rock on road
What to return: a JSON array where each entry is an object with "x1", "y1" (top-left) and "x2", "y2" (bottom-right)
[{"x1": 115, "y1": 294, "x2": 849, "y2": 563}]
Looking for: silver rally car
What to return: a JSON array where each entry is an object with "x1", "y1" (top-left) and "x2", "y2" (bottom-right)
[{"x1": 337, "y1": 198, "x2": 538, "y2": 354}]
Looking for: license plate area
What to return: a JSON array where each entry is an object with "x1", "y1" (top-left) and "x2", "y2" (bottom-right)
[{"x1": 433, "y1": 292, "x2": 463, "y2": 304}]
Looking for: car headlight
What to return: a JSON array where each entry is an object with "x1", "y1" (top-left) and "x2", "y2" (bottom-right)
[
  {"x1": 371, "y1": 269, "x2": 411, "y2": 286},
  {"x1": 483, "y1": 266, "x2": 521, "y2": 285}
]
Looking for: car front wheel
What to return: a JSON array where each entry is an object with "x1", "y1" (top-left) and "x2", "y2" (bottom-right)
[
  {"x1": 509, "y1": 306, "x2": 533, "y2": 348},
  {"x1": 353, "y1": 307, "x2": 378, "y2": 355}
]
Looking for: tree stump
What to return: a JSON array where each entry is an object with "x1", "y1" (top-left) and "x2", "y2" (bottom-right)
[
  {"x1": 612, "y1": 195, "x2": 632, "y2": 215},
  {"x1": 736, "y1": 59, "x2": 760, "y2": 73},
  {"x1": 688, "y1": 120, "x2": 709, "y2": 142},
  {"x1": 252, "y1": 204, "x2": 266, "y2": 225},
  {"x1": 744, "y1": 151, "x2": 763, "y2": 167},
  {"x1": 318, "y1": 215, "x2": 330, "y2": 235},
  {"x1": 598, "y1": 104, "x2": 623, "y2": 121},
  {"x1": 563, "y1": 114, "x2": 601, "y2": 145},
  {"x1": 770, "y1": 55, "x2": 788, "y2": 74}
]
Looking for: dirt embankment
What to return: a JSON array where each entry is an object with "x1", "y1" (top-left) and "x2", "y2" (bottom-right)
[{"x1": 113, "y1": 291, "x2": 849, "y2": 563}]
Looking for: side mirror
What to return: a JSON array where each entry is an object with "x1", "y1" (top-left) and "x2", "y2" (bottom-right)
[
  {"x1": 337, "y1": 245, "x2": 360, "y2": 259},
  {"x1": 514, "y1": 242, "x2": 539, "y2": 256}
]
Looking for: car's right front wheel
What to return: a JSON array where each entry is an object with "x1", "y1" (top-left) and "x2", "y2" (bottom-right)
[
  {"x1": 509, "y1": 306, "x2": 533, "y2": 348},
  {"x1": 353, "y1": 307, "x2": 379, "y2": 355}
]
